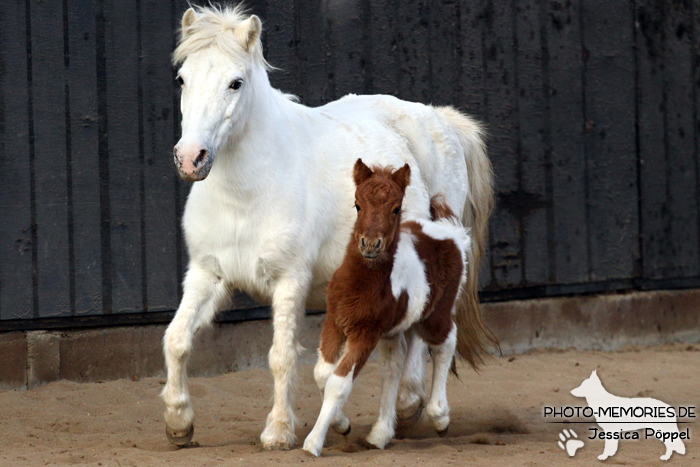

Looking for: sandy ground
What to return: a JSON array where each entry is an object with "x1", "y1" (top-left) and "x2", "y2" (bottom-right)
[{"x1": 1, "y1": 343, "x2": 698, "y2": 467}]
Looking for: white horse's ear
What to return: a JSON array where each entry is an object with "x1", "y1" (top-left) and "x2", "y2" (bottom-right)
[
  {"x1": 181, "y1": 8, "x2": 197, "y2": 39},
  {"x1": 235, "y1": 15, "x2": 262, "y2": 51}
]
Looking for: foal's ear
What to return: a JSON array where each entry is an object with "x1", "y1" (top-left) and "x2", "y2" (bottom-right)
[
  {"x1": 391, "y1": 163, "x2": 411, "y2": 192},
  {"x1": 181, "y1": 8, "x2": 197, "y2": 39},
  {"x1": 353, "y1": 159, "x2": 374, "y2": 187},
  {"x1": 235, "y1": 15, "x2": 263, "y2": 51}
]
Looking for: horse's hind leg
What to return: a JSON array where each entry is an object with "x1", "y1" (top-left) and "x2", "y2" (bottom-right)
[
  {"x1": 365, "y1": 334, "x2": 407, "y2": 450},
  {"x1": 396, "y1": 328, "x2": 427, "y2": 431},
  {"x1": 161, "y1": 265, "x2": 232, "y2": 445},
  {"x1": 261, "y1": 275, "x2": 310, "y2": 450},
  {"x1": 426, "y1": 324, "x2": 457, "y2": 436}
]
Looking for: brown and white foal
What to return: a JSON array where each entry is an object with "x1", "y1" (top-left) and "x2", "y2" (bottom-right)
[{"x1": 303, "y1": 159, "x2": 470, "y2": 457}]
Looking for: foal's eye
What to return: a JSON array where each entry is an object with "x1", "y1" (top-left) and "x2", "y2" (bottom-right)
[
  {"x1": 355, "y1": 204, "x2": 361, "y2": 212},
  {"x1": 176, "y1": 75, "x2": 184, "y2": 86},
  {"x1": 230, "y1": 79, "x2": 243, "y2": 90},
  {"x1": 393, "y1": 207, "x2": 400, "y2": 215}
]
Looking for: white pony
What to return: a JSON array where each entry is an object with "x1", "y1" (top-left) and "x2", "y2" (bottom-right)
[{"x1": 162, "y1": 5, "x2": 496, "y2": 450}]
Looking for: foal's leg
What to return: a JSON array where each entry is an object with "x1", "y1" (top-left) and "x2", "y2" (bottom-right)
[
  {"x1": 261, "y1": 275, "x2": 310, "y2": 450},
  {"x1": 364, "y1": 334, "x2": 407, "y2": 449},
  {"x1": 303, "y1": 335, "x2": 378, "y2": 457},
  {"x1": 162, "y1": 265, "x2": 232, "y2": 445},
  {"x1": 426, "y1": 324, "x2": 457, "y2": 435},
  {"x1": 396, "y1": 328, "x2": 428, "y2": 429},
  {"x1": 313, "y1": 319, "x2": 351, "y2": 435}
]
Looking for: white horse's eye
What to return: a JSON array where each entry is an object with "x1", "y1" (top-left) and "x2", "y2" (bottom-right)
[
  {"x1": 230, "y1": 79, "x2": 243, "y2": 90},
  {"x1": 176, "y1": 75, "x2": 184, "y2": 86}
]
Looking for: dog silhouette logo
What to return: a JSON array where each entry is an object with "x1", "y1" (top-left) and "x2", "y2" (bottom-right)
[{"x1": 570, "y1": 370, "x2": 686, "y2": 461}]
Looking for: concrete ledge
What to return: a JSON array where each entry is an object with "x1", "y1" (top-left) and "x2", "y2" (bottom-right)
[{"x1": 1, "y1": 288, "x2": 699, "y2": 391}]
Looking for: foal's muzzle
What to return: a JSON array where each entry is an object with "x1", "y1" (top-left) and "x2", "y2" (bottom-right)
[{"x1": 359, "y1": 237, "x2": 383, "y2": 259}]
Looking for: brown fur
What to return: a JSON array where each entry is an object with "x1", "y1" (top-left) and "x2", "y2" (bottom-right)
[{"x1": 320, "y1": 159, "x2": 464, "y2": 379}]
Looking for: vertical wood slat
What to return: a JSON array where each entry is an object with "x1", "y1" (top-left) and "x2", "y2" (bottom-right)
[
  {"x1": 142, "y1": 0, "x2": 178, "y2": 311},
  {"x1": 430, "y1": 1, "x2": 458, "y2": 106},
  {"x1": 265, "y1": 0, "x2": 299, "y2": 97},
  {"x1": 31, "y1": 0, "x2": 71, "y2": 317},
  {"x1": 397, "y1": 0, "x2": 431, "y2": 103},
  {"x1": 637, "y1": 0, "x2": 698, "y2": 279},
  {"x1": 105, "y1": 0, "x2": 144, "y2": 314},
  {"x1": 67, "y1": 0, "x2": 103, "y2": 315},
  {"x1": 458, "y1": 0, "x2": 490, "y2": 286},
  {"x1": 581, "y1": 0, "x2": 639, "y2": 280},
  {"x1": 547, "y1": 0, "x2": 589, "y2": 285},
  {"x1": 369, "y1": 0, "x2": 399, "y2": 97},
  {"x1": 482, "y1": 0, "x2": 520, "y2": 288},
  {"x1": 0, "y1": 0, "x2": 34, "y2": 320},
  {"x1": 514, "y1": 0, "x2": 549, "y2": 285},
  {"x1": 326, "y1": 0, "x2": 365, "y2": 98}
]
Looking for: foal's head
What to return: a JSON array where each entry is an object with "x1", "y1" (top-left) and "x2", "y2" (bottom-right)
[{"x1": 352, "y1": 159, "x2": 411, "y2": 262}]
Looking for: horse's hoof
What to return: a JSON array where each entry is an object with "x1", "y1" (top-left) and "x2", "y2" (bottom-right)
[
  {"x1": 357, "y1": 437, "x2": 380, "y2": 450},
  {"x1": 437, "y1": 426, "x2": 449, "y2": 437},
  {"x1": 341, "y1": 424, "x2": 352, "y2": 436},
  {"x1": 396, "y1": 402, "x2": 424, "y2": 433},
  {"x1": 262, "y1": 441, "x2": 293, "y2": 451},
  {"x1": 166, "y1": 424, "x2": 194, "y2": 446}
]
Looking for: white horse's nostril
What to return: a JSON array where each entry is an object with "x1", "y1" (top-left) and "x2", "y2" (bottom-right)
[{"x1": 194, "y1": 149, "x2": 208, "y2": 167}]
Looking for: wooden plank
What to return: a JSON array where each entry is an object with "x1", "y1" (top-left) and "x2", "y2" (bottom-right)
[
  {"x1": 297, "y1": 0, "x2": 328, "y2": 106},
  {"x1": 326, "y1": 0, "x2": 365, "y2": 98},
  {"x1": 0, "y1": 0, "x2": 34, "y2": 321},
  {"x1": 66, "y1": 0, "x2": 103, "y2": 315},
  {"x1": 397, "y1": 0, "x2": 431, "y2": 102},
  {"x1": 141, "y1": 0, "x2": 178, "y2": 312},
  {"x1": 638, "y1": 0, "x2": 698, "y2": 279},
  {"x1": 104, "y1": 0, "x2": 144, "y2": 314},
  {"x1": 547, "y1": 0, "x2": 588, "y2": 284},
  {"x1": 30, "y1": 0, "x2": 71, "y2": 317},
  {"x1": 456, "y1": 0, "x2": 490, "y2": 286},
  {"x1": 581, "y1": 0, "x2": 639, "y2": 280},
  {"x1": 430, "y1": 0, "x2": 458, "y2": 106},
  {"x1": 514, "y1": 0, "x2": 549, "y2": 285},
  {"x1": 458, "y1": 0, "x2": 487, "y2": 121},
  {"x1": 265, "y1": 0, "x2": 299, "y2": 96},
  {"x1": 663, "y1": 1, "x2": 699, "y2": 277},
  {"x1": 481, "y1": 0, "x2": 521, "y2": 288},
  {"x1": 369, "y1": 0, "x2": 399, "y2": 96}
]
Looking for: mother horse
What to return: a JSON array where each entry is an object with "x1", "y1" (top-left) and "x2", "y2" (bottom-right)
[{"x1": 162, "y1": 5, "x2": 496, "y2": 450}]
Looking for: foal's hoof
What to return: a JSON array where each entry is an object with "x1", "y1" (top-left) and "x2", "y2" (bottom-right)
[
  {"x1": 166, "y1": 424, "x2": 194, "y2": 446},
  {"x1": 437, "y1": 426, "x2": 449, "y2": 437},
  {"x1": 340, "y1": 424, "x2": 352, "y2": 436}
]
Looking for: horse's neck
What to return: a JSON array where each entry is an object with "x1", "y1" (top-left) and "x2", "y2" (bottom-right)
[{"x1": 206, "y1": 73, "x2": 308, "y2": 195}]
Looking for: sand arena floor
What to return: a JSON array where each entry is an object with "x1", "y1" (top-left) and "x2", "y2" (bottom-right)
[{"x1": 0, "y1": 344, "x2": 697, "y2": 466}]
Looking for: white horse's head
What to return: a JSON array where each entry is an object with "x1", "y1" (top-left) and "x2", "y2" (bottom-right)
[{"x1": 172, "y1": 5, "x2": 268, "y2": 181}]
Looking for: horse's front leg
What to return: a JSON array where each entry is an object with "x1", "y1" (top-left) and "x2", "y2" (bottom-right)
[
  {"x1": 396, "y1": 328, "x2": 428, "y2": 431},
  {"x1": 161, "y1": 265, "x2": 232, "y2": 445},
  {"x1": 260, "y1": 275, "x2": 310, "y2": 450}
]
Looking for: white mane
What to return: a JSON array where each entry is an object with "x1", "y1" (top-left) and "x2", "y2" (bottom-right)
[{"x1": 172, "y1": 4, "x2": 271, "y2": 70}]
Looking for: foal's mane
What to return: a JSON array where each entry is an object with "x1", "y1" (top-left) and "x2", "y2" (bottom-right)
[{"x1": 172, "y1": 4, "x2": 271, "y2": 70}]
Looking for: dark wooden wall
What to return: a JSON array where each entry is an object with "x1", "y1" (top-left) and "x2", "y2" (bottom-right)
[{"x1": 1, "y1": 0, "x2": 699, "y2": 329}]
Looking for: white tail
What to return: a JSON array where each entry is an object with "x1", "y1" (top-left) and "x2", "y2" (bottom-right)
[{"x1": 435, "y1": 106, "x2": 499, "y2": 369}]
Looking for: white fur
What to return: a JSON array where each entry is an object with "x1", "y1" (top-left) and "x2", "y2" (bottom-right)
[
  {"x1": 389, "y1": 232, "x2": 431, "y2": 334},
  {"x1": 162, "y1": 6, "x2": 484, "y2": 449}
]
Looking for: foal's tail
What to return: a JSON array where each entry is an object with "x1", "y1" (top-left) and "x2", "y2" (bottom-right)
[{"x1": 435, "y1": 106, "x2": 499, "y2": 370}]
